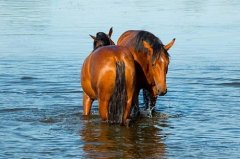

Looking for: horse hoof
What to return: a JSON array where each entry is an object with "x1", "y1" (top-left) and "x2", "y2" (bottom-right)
[{"x1": 83, "y1": 115, "x2": 90, "y2": 120}]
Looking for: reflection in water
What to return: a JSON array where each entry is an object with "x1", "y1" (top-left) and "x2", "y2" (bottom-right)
[{"x1": 80, "y1": 118, "x2": 166, "y2": 158}]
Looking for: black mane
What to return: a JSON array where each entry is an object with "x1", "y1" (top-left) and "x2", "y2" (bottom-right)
[{"x1": 134, "y1": 31, "x2": 168, "y2": 62}]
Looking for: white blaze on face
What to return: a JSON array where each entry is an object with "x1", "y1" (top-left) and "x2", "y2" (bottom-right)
[{"x1": 161, "y1": 57, "x2": 164, "y2": 63}]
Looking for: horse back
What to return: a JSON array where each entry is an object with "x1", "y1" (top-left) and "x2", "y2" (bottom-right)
[
  {"x1": 117, "y1": 30, "x2": 139, "y2": 46},
  {"x1": 92, "y1": 45, "x2": 134, "y2": 66},
  {"x1": 85, "y1": 46, "x2": 134, "y2": 97}
]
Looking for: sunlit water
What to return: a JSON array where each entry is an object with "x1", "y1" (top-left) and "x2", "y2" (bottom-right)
[{"x1": 0, "y1": 0, "x2": 240, "y2": 158}]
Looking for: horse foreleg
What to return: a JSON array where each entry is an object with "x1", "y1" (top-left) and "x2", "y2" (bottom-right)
[
  {"x1": 130, "y1": 92, "x2": 140, "y2": 120},
  {"x1": 150, "y1": 95, "x2": 157, "y2": 111},
  {"x1": 143, "y1": 89, "x2": 150, "y2": 110},
  {"x1": 143, "y1": 89, "x2": 157, "y2": 111},
  {"x1": 83, "y1": 92, "x2": 93, "y2": 116}
]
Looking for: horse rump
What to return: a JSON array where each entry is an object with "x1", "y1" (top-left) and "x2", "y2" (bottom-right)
[{"x1": 108, "y1": 61, "x2": 127, "y2": 124}]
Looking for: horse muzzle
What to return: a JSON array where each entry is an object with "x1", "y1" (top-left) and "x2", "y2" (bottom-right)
[
  {"x1": 152, "y1": 85, "x2": 168, "y2": 97},
  {"x1": 159, "y1": 89, "x2": 167, "y2": 96}
]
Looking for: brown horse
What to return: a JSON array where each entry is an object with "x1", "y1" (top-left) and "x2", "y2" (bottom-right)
[
  {"x1": 81, "y1": 29, "x2": 136, "y2": 125},
  {"x1": 117, "y1": 30, "x2": 175, "y2": 116}
]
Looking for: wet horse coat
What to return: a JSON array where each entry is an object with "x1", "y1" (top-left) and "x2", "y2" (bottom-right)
[
  {"x1": 117, "y1": 30, "x2": 175, "y2": 116},
  {"x1": 81, "y1": 30, "x2": 136, "y2": 125}
]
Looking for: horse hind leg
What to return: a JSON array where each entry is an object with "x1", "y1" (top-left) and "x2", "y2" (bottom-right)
[
  {"x1": 122, "y1": 89, "x2": 136, "y2": 126},
  {"x1": 98, "y1": 99, "x2": 109, "y2": 122},
  {"x1": 123, "y1": 64, "x2": 136, "y2": 126},
  {"x1": 83, "y1": 92, "x2": 93, "y2": 116}
]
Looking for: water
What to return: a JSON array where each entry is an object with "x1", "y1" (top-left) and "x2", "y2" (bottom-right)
[{"x1": 0, "y1": 0, "x2": 239, "y2": 158}]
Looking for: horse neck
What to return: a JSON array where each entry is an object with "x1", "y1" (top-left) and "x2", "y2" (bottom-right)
[
  {"x1": 118, "y1": 39, "x2": 153, "y2": 90},
  {"x1": 117, "y1": 31, "x2": 154, "y2": 89},
  {"x1": 131, "y1": 50, "x2": 154, "y2": 91}
]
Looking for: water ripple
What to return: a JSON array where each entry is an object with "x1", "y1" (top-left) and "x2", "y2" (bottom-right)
[{"x1": 1, "y1": 0, "x2": 240, "y2": 158}]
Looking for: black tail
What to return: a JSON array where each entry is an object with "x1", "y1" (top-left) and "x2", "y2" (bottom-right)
[{"x1": 108, "y1": 61, "x2": 127, "y2": 124}]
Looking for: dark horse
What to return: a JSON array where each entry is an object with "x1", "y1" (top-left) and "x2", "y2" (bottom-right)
[
  {"x1": 117, "y1": 30, "x2": 175, "y2": 117},
  {"x1": 89, "y1": 27, "x2": 115, "y2": 49},
  {"x1": 81, "y1": 28, "x2": 136, "y2": 125}
]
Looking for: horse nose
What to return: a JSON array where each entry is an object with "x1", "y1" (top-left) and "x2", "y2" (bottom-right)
[{"x1": 159, "y1": 89, "x2": 167, "y2": 96}]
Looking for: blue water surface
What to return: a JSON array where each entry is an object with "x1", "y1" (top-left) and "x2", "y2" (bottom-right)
[{"x1": 0, "y1": 0, "x2": 239, "y2": 158}]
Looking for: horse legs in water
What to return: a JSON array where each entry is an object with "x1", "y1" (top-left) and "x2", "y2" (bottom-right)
[
  {"x1": 130, "y1": 89, "x2": 157, "y2": 119},
  {"x1": 98, "y1": 99, "x2": 109, "y2": 121},
  {"x1": 143, "y1": 89, "x2": 157, "y2": 117},
  {"x1": 83, "y1": 92, "x2": 93, "y2": 116},
  {"x1": 129, "y1": 91, "x2": 140, "y2": 120},
  {"x1": 123, "y1": 64, "x2": 135, "y2": 125},
  {"x1": 143, "y1": 89, "x2": 157, "y2": 110}
]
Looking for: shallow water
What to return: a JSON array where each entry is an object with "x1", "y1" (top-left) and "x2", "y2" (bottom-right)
[{"x1": 0, "y1": 0, "x2": 240, "y2": 158}]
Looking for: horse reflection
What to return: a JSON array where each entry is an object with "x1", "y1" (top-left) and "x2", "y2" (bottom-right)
[{"x1": 80, "y1": 119, "x2": 166, "y2": 158}]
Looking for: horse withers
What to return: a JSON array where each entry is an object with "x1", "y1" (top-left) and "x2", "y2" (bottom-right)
[
  {"x1": 81, "y1": 28, "x2": 136, "y2": 126},
  {"x1": 117, "y1": 30, "x2": 175, "y2": 117}
]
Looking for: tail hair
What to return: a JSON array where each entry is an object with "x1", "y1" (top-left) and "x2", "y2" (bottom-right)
[{"x1": 108, "y1": 61, "x2": 127, "y2": 124}]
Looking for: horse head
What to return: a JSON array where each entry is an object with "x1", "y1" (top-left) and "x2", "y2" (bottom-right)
[
  {"x1": 143, "y1": 39, "x2": 175, "y2": 96},
  {"x1": 143, "y1": 38, "x2": 175, "y2": 96},
  {"x1": 90, "y1": 27, "x2": 115, "y2": 50}
]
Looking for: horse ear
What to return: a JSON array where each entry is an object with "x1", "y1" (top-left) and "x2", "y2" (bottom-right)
[
  {"x1": 164, "y1": 38, "x2": 175, "y2": 51},
  {"x1": 89, "y1": 34, "x2": 96, "y2": 40},
  {"x1": 108, "y1": 27, "x2": 113, "y2": 37}
]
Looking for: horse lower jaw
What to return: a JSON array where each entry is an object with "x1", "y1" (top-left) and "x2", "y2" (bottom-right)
[{"x1": 159, "y1": 91, "x2": 167, "y2": 96}]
